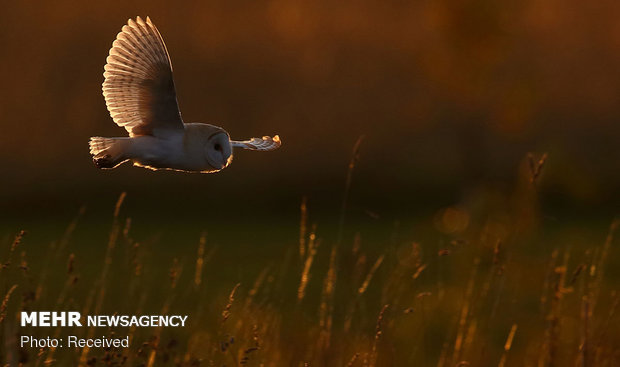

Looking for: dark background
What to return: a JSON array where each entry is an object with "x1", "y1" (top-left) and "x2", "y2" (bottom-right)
[{"x1": 1, "y1": 0, "x2": 619, "y2": 225}]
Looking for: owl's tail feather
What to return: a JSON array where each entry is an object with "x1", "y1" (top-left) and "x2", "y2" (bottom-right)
[{"x1": 89, "y1": 137, "x2": 129, "y2": 169}]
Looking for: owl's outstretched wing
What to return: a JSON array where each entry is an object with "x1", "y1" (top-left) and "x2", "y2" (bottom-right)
[
  {"x1": 102, "y1": 16, "x2": 183, "y2": 137},
  {"x1": 231, "y1": 135, "x2": 282, "y2": 151}
]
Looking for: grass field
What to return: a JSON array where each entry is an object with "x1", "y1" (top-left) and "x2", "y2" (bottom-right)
[{"x1": 1, "y1": 161, "x2": 619, "y2": 366}]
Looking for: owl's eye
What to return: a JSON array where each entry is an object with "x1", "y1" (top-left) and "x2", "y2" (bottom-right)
[{"x1": 214, "y1": 143, "x2": 222, "y2": 152}]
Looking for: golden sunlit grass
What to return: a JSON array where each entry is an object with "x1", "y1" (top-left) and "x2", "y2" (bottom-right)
[{"x1": 0, "y1": 152, "x2": 618, "y2": 366}]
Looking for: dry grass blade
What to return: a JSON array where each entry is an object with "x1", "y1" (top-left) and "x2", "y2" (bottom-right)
[
  {"x1": 569, "y1": 263, "x2": 586, "y2": 286},
  {"x1": 240, "y1": 346, "x2": 259, "y2": 365},
  {"x1": 370, "y1": 304, "x2": 389, "y2": 367},
  {"x1": 67, "y1": 253, "x2": 75, "y2": 274},
  {"x1": 79, "y1": 192, "x2": 127, "y2": 365},
  {"x1": 10, "y1": 230, "x2": 26, "y2": 252},
  {"x1": 588, "y1": 218, "x2": 619, "y2": 318},
  {"x1": 245, "y1": 267, "x2": 270, "y2": 309},
  {"x1": 580, "y1": 296, "x2": 589, "y2": 367},
  {"x1": 498, "y1": 324, "x2": 517, "y2": 367},
  {"x1": 169, "y1": 258, "x2": 182, "y2": 289},
  {"x1": 222, "y1": 283, "x2": 241, "y2": 324},
  {"x1": 299, "y1": 196, "x2": 308, "y2": 259},
  {"x1": 318, "y1": 246, "x2": 338, "y2": 350},
  {"x1": 194, "y1": 232, "x2": 206, "y2": 287},
  {"x1": 337, "y1": 135, "x2": 364, "y2": 246},
  {"x1": 298, "y1": 238, "x2": 319, "y2": 302},
  {"x1": 346, "y1": 353, "x2": 360, "y2": 367},
  {"x1": 594, "y1": 292, "x2": 620, "y2": 351},
  {"x1": 527, "y1": 152, "x2": 548, "y2": 185},
  {"x1": 452, "y1": 258, "x2": 479, "y2": 364},
  {"x1": 412, "y1": 264, "x2": 427, "y2": 280},
  {"x1": 56, "y1": 206, "x2": 86, "y2": 257},
  {"x1": 504, "y1": 324, "x2": 518, "y2": 351},
  {"x1": 114, "y1": 191, "x2": 127, "y2": 218},
  {"x1": 2, "y1": 230, "x2": 26, "y2": 270},
  {"x1": 0, "y1": 285, "x2": 18, "y2": 324},
  {"x1": 359, "y1": 255, "x2": 384, "y2": 295}
]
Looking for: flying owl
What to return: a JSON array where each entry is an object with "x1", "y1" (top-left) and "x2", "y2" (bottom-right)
[{"x1": 89, "y1": 16, "x2": 281, "y2": 173}]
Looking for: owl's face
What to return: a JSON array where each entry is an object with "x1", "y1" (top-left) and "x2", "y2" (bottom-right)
[{"x1": 205, "y1": 130, "x2": 233, "y2": 170}]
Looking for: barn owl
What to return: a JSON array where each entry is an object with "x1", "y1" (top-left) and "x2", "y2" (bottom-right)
[{"x1": 89, "y1": 16, "x2": 281, "y2": 173}]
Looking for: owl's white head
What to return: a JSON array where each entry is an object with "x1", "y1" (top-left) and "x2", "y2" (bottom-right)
[{"x1": 205, "y1": 129, "x2": 233, "y2": 170}]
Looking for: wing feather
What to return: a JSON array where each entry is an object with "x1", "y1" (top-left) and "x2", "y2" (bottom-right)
[
  {"x1": 231, "y1": 135, "x2": 282, "y2": 151},
  {"x1": 102, "y1": 16, "x2": 183, "y2": 137}
]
